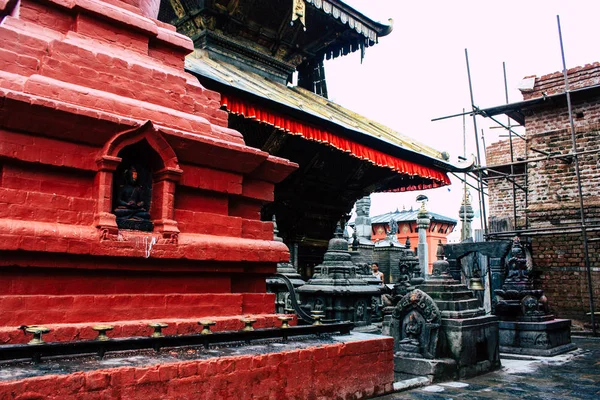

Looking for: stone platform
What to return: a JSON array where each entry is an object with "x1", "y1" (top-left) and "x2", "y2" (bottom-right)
[
  {"x1": 499, "y1": 318, "x2": 577, "y2": 356},
  {"x1": 0, "y1": 333, "x2": 394, "y2": 399}
]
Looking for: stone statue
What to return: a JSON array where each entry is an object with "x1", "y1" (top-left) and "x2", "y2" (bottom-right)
[
  {"x1": 388, "y1": 218, "x2": 398, "y2": 236},
  {"x1": 391, "y1": 289, "x2": 440, "y2": 359},
  {"x1": 398, "y1": 312, "x2": 422, "y2": 354},
  {"x1": 505, "y1": 236, "x2": 529, "y2": 282},
  {"x1": 114, "y1": 167, "x2": 151, "y2": 226},
  {"x1": 352, "y1": 230, "x2": 359, "y2": 250}
]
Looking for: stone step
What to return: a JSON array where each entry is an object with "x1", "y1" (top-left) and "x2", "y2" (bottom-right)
[
  {"x1": 0, "y1": 314, "x2": 295, "y2": 345},
  {"x1": 434, "y1": 299, "x2": 481, "y2": 312},
  {"x1": 426, "y1": 291, "x2": 475, "y2": 301},
  {"x1": 418, "y1": 283, "x2": 471, "y2": 292}
]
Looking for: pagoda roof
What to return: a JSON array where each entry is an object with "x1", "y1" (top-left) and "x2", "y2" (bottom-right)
[
  {"x1": 159, "y1": 0, "x2": 392, "y2": 70},
  {"x1": 185, "y1": 51, "x2": 471, "y2": 191}
]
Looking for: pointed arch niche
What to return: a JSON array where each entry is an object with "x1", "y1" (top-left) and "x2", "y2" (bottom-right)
[{"x1": 94, "y1": 122, "x2": 183, "y2": 242}]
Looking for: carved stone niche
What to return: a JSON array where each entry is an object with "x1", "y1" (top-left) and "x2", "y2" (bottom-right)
[
  {"x1": 391, "y1": 289, "x2": 441, "y2": 359},
  {"x1": 94, "y1": 122, "x2": 182, "y2": 242}
]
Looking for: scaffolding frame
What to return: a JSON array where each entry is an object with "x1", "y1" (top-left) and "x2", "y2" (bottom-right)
[{"x1": 432, "y1": 17, "x2": 597, "y2": 335}]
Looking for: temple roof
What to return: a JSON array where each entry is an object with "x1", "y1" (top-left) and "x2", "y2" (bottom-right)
[
  {"x1": 159, "y1": 0, "x2": 392, "y2": 71},
  {"x1": 185, "y1": 51, "x2": 467, "y2": 181}
]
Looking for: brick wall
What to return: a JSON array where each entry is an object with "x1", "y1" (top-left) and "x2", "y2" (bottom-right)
[
  {"x1": 532, "y1": 230, "x2": 600, "y2": 322},
  {"x1": 486, "y1": 136, "x2": 527, "y2": 166},
  {"x1": 521, "y1": 62, "x2": 600, "y2": 100},
  {"x1": 485, "y1": 63, "x2": 600, "y2": 323},
  {"x1": 485, "y1": 139, "x2": 527, "y2": 230}
]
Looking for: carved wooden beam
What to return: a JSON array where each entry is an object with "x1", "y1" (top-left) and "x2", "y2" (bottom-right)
[{"x1": 261, "y1": 127, "x2": 288, "y2": 155}]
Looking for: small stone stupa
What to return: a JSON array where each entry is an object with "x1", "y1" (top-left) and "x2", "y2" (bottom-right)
[
  {"x1": 297, "y1": 223, "x2": 382, "y2": 331},
  {"x1": 494, "y1": 237, "x2": 576, "y2": 356}
]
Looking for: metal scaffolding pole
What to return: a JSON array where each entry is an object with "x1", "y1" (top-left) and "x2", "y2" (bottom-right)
[
  {"x1": 503, "y1": 62, "x2": 518, "y2": 229},
  {"x1": 465, "y1": 49, "x2": 488, "y2": 235},
  {"x1": 557, "y1": 15, "x2": 596, "y2": 335}
]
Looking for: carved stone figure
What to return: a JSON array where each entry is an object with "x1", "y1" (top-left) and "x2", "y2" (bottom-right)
[
  {"x1": 355, "y1": 196, "x2": 371, "y2": 217},
  {"x1": 391, "y1": 289, "x2": 441, "y2": 359},
  {"x1": 113, "y1": 166, "x2": 152, "y2": 231},
  {"x1": 388, "y1": 218, "x2": 398, "y2": 236},
  {"x1": 505, "y1": 236, "x2": 530, "y2": 282},
  {"x1": 398, "y1": 312, "x2": 422, "y2": 354}
]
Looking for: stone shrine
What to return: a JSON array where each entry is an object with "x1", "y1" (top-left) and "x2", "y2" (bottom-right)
[
  {"x1": 390, "y1": 289, "x2": 457, "y2": 380},
  {"x1": 495, "y1": 237, "x2": 576, "y2": 355},
  {"x1": 391, "y1": 243, "x2": 501, "y2": 381},
  {"x1": 297, "y1": 224, "x2": 382, "y2": 331}
]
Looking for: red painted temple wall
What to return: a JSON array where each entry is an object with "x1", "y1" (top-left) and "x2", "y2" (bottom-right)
[{"x1": 0, "y1": 0, "x2": 298, "y2": 330}]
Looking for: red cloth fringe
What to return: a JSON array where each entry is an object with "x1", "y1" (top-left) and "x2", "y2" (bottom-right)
[{"x1": 221, "y1": 95, "x2": 451, "y2": 191}]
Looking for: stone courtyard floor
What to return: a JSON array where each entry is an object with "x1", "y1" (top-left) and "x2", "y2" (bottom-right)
[{"x1": 373, "y1": 337, "x2": 600, "y2": 399}]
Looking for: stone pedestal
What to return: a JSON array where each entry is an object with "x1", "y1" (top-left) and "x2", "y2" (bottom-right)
[
  {"x1": 394, "y1": 357, "x2": 457, "y2": 380},
  {"x1": 499, "y1": 319, "x2": 576, "y2": 356},
  {"x1": 495, "y1": 237, "x2": 576, "y2": 356}
]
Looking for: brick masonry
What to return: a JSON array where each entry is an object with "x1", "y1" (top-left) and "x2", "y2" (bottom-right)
[
  {"x1": 486, "y1": 63, "x2": 600, "y2": 323},
  {"x1": 0, "y1": 337, "x2": 395, "y2": 400}
]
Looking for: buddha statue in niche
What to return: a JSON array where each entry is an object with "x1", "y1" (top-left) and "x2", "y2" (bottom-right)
[{"x1": 113, "y1": 166, "x2": 152, "y2": 230}]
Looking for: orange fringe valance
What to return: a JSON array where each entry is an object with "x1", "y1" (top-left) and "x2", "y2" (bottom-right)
[{"x1": 221, "y1": 95, "x2": 451, "y2": 191}]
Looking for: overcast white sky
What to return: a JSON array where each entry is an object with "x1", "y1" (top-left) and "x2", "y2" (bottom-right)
[{"x1": 324, "y1": 0, "x2": 599, "y2": 237}]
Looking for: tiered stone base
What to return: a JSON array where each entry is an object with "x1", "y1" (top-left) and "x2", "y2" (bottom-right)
[
  {"x1": 403, "y1": 277, "x2": 501, "y2": 380},
  {"x1": 499, "y1": 319, "x2": 577, "y2": 356},
  {"x1": 0, "y1": 334, "x2": 394, "y2": 400}
]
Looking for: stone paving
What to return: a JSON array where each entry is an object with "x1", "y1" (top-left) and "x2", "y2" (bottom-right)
[{"x1": 374, "y1": 337, "x2": 600, "y2": 399}]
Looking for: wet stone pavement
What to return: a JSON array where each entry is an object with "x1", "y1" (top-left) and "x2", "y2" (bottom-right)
[{"x1": 374, "y1": 337, "x2": 600, "y2": 400}]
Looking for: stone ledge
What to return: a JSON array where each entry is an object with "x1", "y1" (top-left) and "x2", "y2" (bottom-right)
[
  {"x1": 394, "y1": 356, "x2": 457, "y2": 382},
  {"x1": 0, "y1": 313, "x2": 294, "y2": 344},
  {"x1": 500, "y1": 343, "x2": 577, "y2": 357},
  {"x1": 0, "y1": 218, "x2": 290, "y2": 263}
]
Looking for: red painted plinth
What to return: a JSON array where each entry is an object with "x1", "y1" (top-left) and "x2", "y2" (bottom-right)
[
  {"x1": 0, "y1": 0, "x2": 297, "y2": 331},
  {"x1": 0, "y1": 337, "x2": 395, "y2": 400}
]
